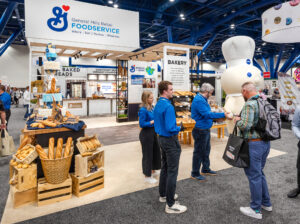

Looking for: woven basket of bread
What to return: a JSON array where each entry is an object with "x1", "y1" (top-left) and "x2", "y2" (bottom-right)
[
  {"x1": 40, "y1": 147, "x2": 73, "y2": 184},
  {"x1": 76, "y1": 135, "x2": 101, "y2": 154},
  {"x1": 14, "y1": 144, "x2": 38, "y2": 165}
]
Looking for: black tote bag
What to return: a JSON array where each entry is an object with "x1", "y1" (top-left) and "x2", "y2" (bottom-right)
[{"x1": 222, "y1": 124, "x2": 249, "y2": 168}]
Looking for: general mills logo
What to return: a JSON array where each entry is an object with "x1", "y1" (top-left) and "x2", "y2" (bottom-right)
[
  {"x1": 130, "y1": 65, "x2": 135, "y2": 73},
  {"x1": 146, "y1": 66, "x2": 155, "y2": 75},
  {"x1": 47, "y1": 5, "x2": 70, "y2": 32}
]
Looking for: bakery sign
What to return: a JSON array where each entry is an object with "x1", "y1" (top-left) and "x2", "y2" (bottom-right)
[
  {"x1": 56, "y1": 67, "x2": 81, "y2": 77},
  {"x1": 25, "y1": 0, "x2": 139, "y2": 49}
]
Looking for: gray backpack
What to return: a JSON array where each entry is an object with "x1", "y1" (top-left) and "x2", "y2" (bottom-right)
[{"x1": 253, "y1": 97, "x2": 281, "y2": 141}]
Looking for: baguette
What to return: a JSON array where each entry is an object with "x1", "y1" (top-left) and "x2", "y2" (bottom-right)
[
  {"x1": 48, "y1": 137, "x2": 55, "y2": 159},
  {"x1": 36, "y1": 144, "x2": 48, "y2": 159},
  {"x1": 30, "y1": 123, "x2": 39, "y2": 128},
  {"x1": 82, "y1": 152, "x2": 93, "y2": 157},
  {"x1": 56, "y1": 138, "x2": 63, "y2": 159},
  {"x1": 64, "y1": 137, "x2": 72, "y2": 157},
  {"x1": 50, "y1": 78, "x2": 56, "y2": 93},
  {"x1": 80, "y1": 140, "x2": 87, "y2": 151},
  {"x1": 41, "y1": 120, "x2": 57, "y2": 127}
]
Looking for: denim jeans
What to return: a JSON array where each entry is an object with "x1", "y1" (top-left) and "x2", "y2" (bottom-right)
[
  {"x1": 191, "y1": 128, "x2": 211, "y2": 177},
  {"x1": 244, "y1": 141, "x2": 271, "y2": 211},
  {"x1": 297, "y1": 141, "x2": 300, "y2": 187},
  {"x1": 158, "y1": 135, "x2": 181, "y2": 207},
  {"x1": 24, "y1": 104, "x2": 29, "y2": 119}
]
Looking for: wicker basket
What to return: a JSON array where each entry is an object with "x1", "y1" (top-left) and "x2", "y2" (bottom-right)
[
  {"x1": 40, "y1": 148, "x2": 73, "y2": 184},
  {"x1": 14, "y1": 144, "x2": 38, "y2": 164}
]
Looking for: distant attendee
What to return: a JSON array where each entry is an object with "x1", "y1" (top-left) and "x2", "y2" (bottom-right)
[
  {"x1": 288, "y1": 106, "x2": 300, "y2": 198},
  {"x1": 93, "y1": 85, "x2": 104, "y2": 97},
  {"x1": 14, "y1": 88, "x2": 21, "y2": 107},
  {"x1": 23, "y1": 86, "x2": 30, "y2": 120},
  {"x1": 138, "y1": 91, "x2": 161, "y2": 184},
  {"x1": 0, "y1": 85, "x2": 11, "y2": 126}
]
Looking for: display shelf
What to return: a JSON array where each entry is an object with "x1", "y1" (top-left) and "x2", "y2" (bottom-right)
[{"x1": 116, "y1": 60, "x2": 129, "y2": 123}]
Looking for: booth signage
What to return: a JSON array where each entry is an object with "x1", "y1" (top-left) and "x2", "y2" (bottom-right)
[
  {"x1": 128, "y1": 61, "x2": 158, "y2": 104},
  {"x1": 56, "y1": 67, "x2": 81, "y2": 77},
  {"x1": 263, "y1": 72, "x2": 271, "y2": 79},
  {"x1": 25, "y1": 0, "x2": 140, "y2": 49}
]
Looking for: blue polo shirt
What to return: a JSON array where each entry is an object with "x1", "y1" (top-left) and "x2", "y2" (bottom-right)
[
  {"x1": 154, "y1": 97, "x2": 180, "y2": 137},
  {"x1": 191, "y1": 94, "x2": 224, "y2": 129},
  {"x1": 0, "y1": 92, "x2": 11, "y2": 110},
  {"x1": 138, "y1": 106, "x2": 154, "y2": 128}
]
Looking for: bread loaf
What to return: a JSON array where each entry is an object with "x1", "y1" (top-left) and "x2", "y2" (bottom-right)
[
  {"x1": 41, "y1": 120, "x2": 57, "y2": 127},
  {"x1": 56, "y1": 138, "x2": 63, "y2": 159},
  {"x1": 50, "y1": 78, "x2": 56, "y2": 93},
  {"x1": 48, "y1": 138, "x2": 55, "y2": 159},
  {"x1": 64, "y1": 137, "x2": 72, "y2": 157},
  {"x1": 36, "y1": 144, "x2": 48, "y2": 159}
]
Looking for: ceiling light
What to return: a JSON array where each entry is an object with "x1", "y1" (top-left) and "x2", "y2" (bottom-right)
[
  {"x1": 180, "y1": 13, "x2": 184, "y2": 17},
  {"x1": 181, "y1": 17, "x2": 185, "y2": 20},
  {"x1": 231, "y1": 9, "x2": 236, "y2": 13},
  {"x1": 12, "y1": 16, "x2": 17, "y2": 19},
  {"x1": 230, "y1": 24, "x2": 235, "y2": 29},
  {"x1": 262, "y1": 42, "x2": 266, "y2": 46},
  {"x1": 21, "y1": 39, "x2": 24, "y2": 42},
  {"x1": 113, "y1": 4, "x2": 118, "y2": 8},
  {"x1": 20, "y1": 19, "x2": 24, "y2": 22},
  {"x1": 108, "y1": 0, "x2": 113, "y2": 4},
  {"x1": 257, "y1": 48, "x2": 261, "y2": 51},
  {"x1": 169, "y1": 0, "x2": 175, "y2": 2}
]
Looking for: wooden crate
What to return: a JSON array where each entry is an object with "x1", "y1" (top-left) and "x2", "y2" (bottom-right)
[
  {"x1": 37, "y1": 175, "x2": 72, "y2": 206},
  {"x1": 71, "y1": 169, "x2": 104, "y2": 197},
  {"x1": 11, "y1": 186, "x2": 37, "y2": 208},
  {"x1": 75, "y1": 149, "x2": 104, "y2": 177},
  {"x1": 10, "y1": 164, "x2": 37, "y2": 192}
]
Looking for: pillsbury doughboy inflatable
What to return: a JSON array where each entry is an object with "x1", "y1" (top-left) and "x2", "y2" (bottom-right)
[{"x1": 221, "y1": 36, "x2": 264, "y2": 132}]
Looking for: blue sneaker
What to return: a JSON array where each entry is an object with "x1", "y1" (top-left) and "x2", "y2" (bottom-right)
[
  {"x1": 190, "y1": 175, "x2": 206, "y2": 181},
  {"x1": 201, "y1": 170, "x2": 217, "y2": 176}
]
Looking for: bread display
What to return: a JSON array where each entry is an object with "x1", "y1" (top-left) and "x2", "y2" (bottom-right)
[
  {"x1": 56, "y1": 138, "x2": 63, "y2": 159},
  {"x1": 15, "y1": 145, "x2": 35, "y2": 161},
  {"x1": 87, "y1": 152, "x2": 103, "y2": 173},
  {"x1": 173, "y1": 91, "x2": 196, "y2": 96},
  {"x1": 48, "y1": 137, "x2": 55, "y2": 159},
  {"x1": 77, "y1": 135, "x2": 101, "y2": 154}
]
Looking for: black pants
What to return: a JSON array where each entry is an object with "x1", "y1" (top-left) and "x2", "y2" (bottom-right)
[
  {"x1": 5, "y1": 109, "x2": 11, "y2": 126},
  {"x1": 139, "y1": 127, "x2": 161, "y2": 177},
  {"x1": 297, "y1": 141, "x2": 300, "y2": 187},
  {"x1": 158, "y1": 135, "x2": 181, "y2": 207}
]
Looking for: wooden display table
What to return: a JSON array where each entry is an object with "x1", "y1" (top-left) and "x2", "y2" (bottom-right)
[{"x1": 178, "y1": 123, "x2": 227, "y2": 145}]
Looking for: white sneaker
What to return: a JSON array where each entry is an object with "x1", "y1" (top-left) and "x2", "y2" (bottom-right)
[
  {"x1": 152, "y1": 170, "x2": 160, "y2": 178},
  {"x1": 261, "y1": 205, "x2": 272, "y2": 212},
  {"x1": 240, "y1": 207, "x2": 262, "y2": 219},
  {"x1": 159, "y1": 193, "x2": 178, "y2": 203},
  {"x1": 165, "y1": 201, "x2": 187, "y2": 214},
  {"x1": 145, "y1": 177, "x2": 157, "y2": 184}
]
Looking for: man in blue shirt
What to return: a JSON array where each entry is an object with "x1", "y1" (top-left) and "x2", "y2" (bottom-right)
[
  {"x1": 0, "y1": 85, "x2": 11, "y2": 127},
  {"x1": 288, "y1": 106, "x2": 300, "y2": 198},
  {"x1": 191, "y1": 83, "x2": 231, "y2": 181},
  {"x1": 154, "y1": 81, "x2": 187, "y2": 214}
]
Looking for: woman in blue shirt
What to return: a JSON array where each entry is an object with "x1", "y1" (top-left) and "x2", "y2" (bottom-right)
[{"x1": 139, "y1": 91, "x2": 161, "y2": 184}]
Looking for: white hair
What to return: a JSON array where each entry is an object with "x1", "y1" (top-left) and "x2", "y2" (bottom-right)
[
  {"x1": 200, "y1": 83, "x2": 214, "y2": 93},
  {"x1": 242, "y1": 82, "x2": 257, "y2": 92}
]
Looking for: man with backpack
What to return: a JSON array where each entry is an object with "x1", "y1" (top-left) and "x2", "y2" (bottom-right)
[{"x1": 234, "y1": 82, "x2": 274, "y2": 220}]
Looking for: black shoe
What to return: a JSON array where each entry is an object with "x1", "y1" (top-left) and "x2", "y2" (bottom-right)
[{"x1": 287, "y1": 188, "x2": 300, "y2": 198}]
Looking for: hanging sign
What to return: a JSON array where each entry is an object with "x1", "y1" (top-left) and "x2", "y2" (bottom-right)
[
  {"x1": 163, "y1": 46, "x2": 190, "y2": 91},
  {"x1": 25, "y1": 0, "x2": 139, "y2": 49}
]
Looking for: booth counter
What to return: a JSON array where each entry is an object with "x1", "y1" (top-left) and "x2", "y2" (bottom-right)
[
  {"x1": 87, "y1": 98, "x2": 116, "y2": 116},
  {"x1": 63, "y1": 99, "x2": 88, "y2": 117},
  {"x1": 62, "y1": 98, "x2": 116, "y2": 117}
]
